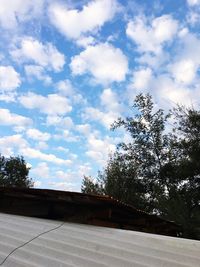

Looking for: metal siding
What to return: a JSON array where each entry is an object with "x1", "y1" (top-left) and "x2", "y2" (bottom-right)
[{"x1": 0, "y1": 213, "x2": 199, "y2": 267}]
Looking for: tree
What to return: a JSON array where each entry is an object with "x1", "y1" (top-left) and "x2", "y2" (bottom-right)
[
  {"x1": 81, "y1": 175, "x2": 103, "y2": 195},
  {"x1": 158, "y1": 106, "x2": 200, "y2": 239},
  {"x1": 0, "y1": 155, "x2": 33, "y2": 188},
  {"x1": 82, "y1": 94, "x2": 200, "y2": 239},
  {"x1": 82, "y1": 94, "x2": 171, "y2": 211}
]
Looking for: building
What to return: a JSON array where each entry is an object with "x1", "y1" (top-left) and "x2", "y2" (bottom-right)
[
  {"x1": 0, "y1": 187, "x2": 179, "y2": 236},
  {"x1": 0, "y1": 187, "x2": 199, "y2": 266}
]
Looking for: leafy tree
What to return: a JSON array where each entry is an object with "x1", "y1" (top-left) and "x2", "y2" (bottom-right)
[
  {"x1": 81, "y1": 175, "x2": 103, "y2": 195},
  {"x1": 0, "y1": 155, "x2": 33, "y2": 188},
  {"x1": 83, "y1": 94, "x2": 171, "y2": 210},
  {"x1": 82, "y1": 94, "x2": 200, "y2": 239},
  {"x1": 158, "y1": 106, "x2": 200, "y2": 238}
]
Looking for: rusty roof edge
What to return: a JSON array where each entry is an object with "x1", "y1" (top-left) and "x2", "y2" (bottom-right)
[{"x1": 0, "y1": 186, "x2": 179, "y2": 227}]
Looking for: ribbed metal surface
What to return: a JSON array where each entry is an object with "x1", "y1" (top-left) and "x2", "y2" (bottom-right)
[{"x1": 0, "y1": 213, "x2": 199, "y2": 267}]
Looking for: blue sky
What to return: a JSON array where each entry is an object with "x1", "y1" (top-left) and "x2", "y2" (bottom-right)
[{"x1": 0, "y1": 0, "x2": 200, "y2": 191}]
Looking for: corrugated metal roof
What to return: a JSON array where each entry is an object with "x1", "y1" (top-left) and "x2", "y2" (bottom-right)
[{"x1": 0, "y1": 212, "x2": 199, "y2": 267}]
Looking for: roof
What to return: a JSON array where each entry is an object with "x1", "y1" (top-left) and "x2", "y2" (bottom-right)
[
  {"x1": 0, "y1": 212, "x2": 199, "y2": 267},
  {"x1": 0, "y1": 187, "x2": 179, "y2": 236}
]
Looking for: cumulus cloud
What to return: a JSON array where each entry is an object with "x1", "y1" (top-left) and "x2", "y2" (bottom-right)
[
  {"x1": 56, "y1": 79, "x2": 74, "y2": 97},
  {"x1": 20, "y1": 147, "x2": 72, "y2": 165},
  {"x1": 187, "y1": 0, "x2": 200, "y2": 6},
  {"x1": 100, "y1": 88, "x2": 122, "y2": 112},
  {"x1": 86, "y1": 105, "x2": 122, "y2": 129},
  {"x1": 31, "y1": 162, "x2": 50, "y2": 179},
  {"x1": 0, "y1": 0, "x2": 44, "y2": 29},
  {"x1": 48, "y1": 181, "x2": 76, "y2": 191},
  {"x1": 0, "y1": 66, "x2": 21, "y2": 91},
  {"x1": 11, "y1": 37, "x2": 65, "y2": 72},
  {"x1": 84, "y1": 88, "x2": 122, "y2": 128},
  {"x1": 46, "y1": 115, "x2": 74, "y2": 129},
  {"x1": 177, "y1": 32, "x2": 200, "y2": 68},
  {"x1": 127, "y1": 71, "x2": 200, "y2": 108},
  {"x1": 84, "y1": 107, "x2": 117, "y2": 128},
  {"x1": 70, "y1": 43, "x2": 128, "y2": 84},
  {"x1": 76, "y1": 36, "x2": 96, "y2": 48},
  {"x1": 0, "y1": 108, "x2": 32, "y2": 127},
  {"x1": 25, "y1": 65, "x2": 52, "y2": 85},
  {"x1": 0, "y1": 134, "x2": 27, "y2": 156},
  {"x1": 126, "y1": 15, "x2": 178, "y2": 54},
  {"x1": 0, "y1": 93, "x2": 17, "y2": 103},
  {"x1": 170, "y1": 59, "x2": 197, "y2": 84},
  {"x1": 154, "y1": 75, "x2": 199, "y2": 107},
  {"x1": 26, "y1": 128, "x2": 51, "y2": 141},
  {"x1": 86, "y1": 134, "x2": 115, "y2": 165},
  {"x1": 53, "y1": 129, "x2": 79, "y2": 143},
  {"x1": 76, "y1": 124, "x2": 91, "y2": 136},
  {"x1": 0, "y1": 134, "x2": 72, "y2": 166},
  {"x1": 48, "y1": 0, "x2": 118, "y2": 40},
  {"x1": 19, "y1": 92, "x2": 72, "y2": 115},
  {"x1": 165, "y1": 32, "x2": 200, "y2": 88},
  {"x1": 55, "y1": 79, "x2": 85, "y2": 106},
  {"x1": 130, "y1": 68, "x2": 153, "y2": 91}
]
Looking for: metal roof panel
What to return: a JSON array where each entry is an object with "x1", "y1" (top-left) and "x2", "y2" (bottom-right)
[{"x1": 0, "y1": 213, "x2": 199, "y2": 267}]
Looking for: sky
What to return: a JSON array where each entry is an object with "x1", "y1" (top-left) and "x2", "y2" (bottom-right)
[{"x1": 0, "y1": 0, "x2": 200, "y2": 191}]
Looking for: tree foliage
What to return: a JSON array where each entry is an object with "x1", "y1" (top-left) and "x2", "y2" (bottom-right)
[
  {"x1": 0, "y1": 155, "x2": 33, "y2": 188},
  {"x1": 82, "y1": 94, "x2": 200, "y2": 239}
]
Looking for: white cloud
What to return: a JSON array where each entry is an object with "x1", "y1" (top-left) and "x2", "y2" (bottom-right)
[
  {"x1": 26, "y1": 128, "x2": 51, "y2": 141},
  {"x1": 56, "y1": 79, "x2": 74, "y2": 97},
  {"x1": 55, "y1": 170, "x2": 73, "y2": 181},
  {"x1": 46, "y1": 115, "x2": 74, "y2": 129},
  {"x1": 11, "y1": 37, "x2": 65, "y2": 72},
  {"x1": 56, "y1": 79, "x2": 86, "y2": 105},
  {"x1": 0, "y1": 66, "x2": 21, "y2": 91},
  {"x1": 20, "y1": 147, "x2": 72, "y2": 166},
  {"x1": 19, "y1": 92, "x2": 72, "y2": 115},
  {"x1": 36, "y1": 141, "x2": 49, "y2": 150},
  {"x1": 187, "y1": 11, "x2": 200, "y2": 25},
  {"x1": 84, "y1": 107, "x2": 119, "y2": 128},
  {"x1": 70, "y1": 43, "x2": 128, "y2": 84},
  {"x1": 0, "y1": 66, "x2": 21, "y2": 102},
  {"x1": 86, "y1": 134, "x2": 115, "y2": 165},
  {"x1": 166, "y1": 32, "x2": 200, "y2": 87},
  {"x1": 126, "y1": 15, "x2": 178, "y2": 54},
  {"x1": 130, "y1": 68, "x2": 153, "y2": 90},
  {"x1": 127, "y1": 71, "x2": 200, "y2": 108},
  {"x1": 76, "y1": 36, "x2": 96, "y2": 48},
  {"x1": 0, "y1": 92, "x2": 17, "y2": 103},
  {"x1": 0, "y1": 0, "x2": 44, "y2": 29},
  {"x1": 178, "y1": 32, "x2": 200, "y2": 67},
  {"x1": 0, "y1": 134, "x2": 72, "y2": 165},
  {"x1": 100, "y1": 88, "x2": 122, "y2": 113},
  {"x1": 48, "y1": 0, "x2": 118, "y2": 40},
  {"x1": 53, "y1": 130, "x2": 79, "y2": 143},
  {"x1": 31, "y1": 162, "x2": 50, "y2": 179},
  {"x1": 56, "y1": 146, "x2": 69, "y2": 153},
  {"x1": 187, "y1": 0, "x2": 200, "y2": 6},
  {"x1": 84, "y1": 88, "x2": 122, "y2": 128},
  {"x1": 25, "y1": 65, "x2": 52, "y2": 85},
  {"x1": 170, "y1": 59, "x2": 196, "y2": 84},
  {"x1": 136, "y1": 50, "x2": 170, "y2": 70},
  {"x1": 0, "y1": 108, "x2": 32, "y2": 127},
  {"x1": 0, "y1": 134, "x2": 27, "y2": 156},
  {"x1": 76, "y1": 124, "x2": 91, "y2": 136},
  {"x1": 48, "y1": 181, "x2": 76, "y2": 191},
  {"x1": 77, "y1": 163, "x2": 92, "y2": 177},
  {"x1": 154, "y1": 75, "x2": 199, "y2": 107}
]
